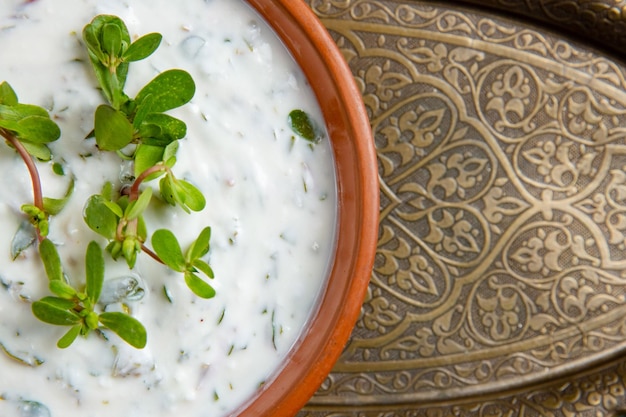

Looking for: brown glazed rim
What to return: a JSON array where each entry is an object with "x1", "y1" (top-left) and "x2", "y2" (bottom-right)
[{"x1": 234, "y1": 0, "x2": 379, "y2": 416}]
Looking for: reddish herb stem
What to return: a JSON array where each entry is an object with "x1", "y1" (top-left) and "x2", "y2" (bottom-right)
[
  {"x1": 141, "y1": 243, "x2": 163, "y2": 264},
  {"x1": 1, "y1": 129, "x2": 45, "y2": 241},
  {"x1": 122, "y1": 164, "x2": 167, "y2": 265},
  {"x1": 129, "y1": 164, "x2": 166, "y2": 201},
  {"x1": 1, "y1": 129, "x2": 44, "y2": 210}
]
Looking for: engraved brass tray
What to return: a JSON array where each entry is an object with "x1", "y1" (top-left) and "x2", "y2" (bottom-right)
[{"x1": 300, "y1": 0, "x2": 626, "y2": 415}]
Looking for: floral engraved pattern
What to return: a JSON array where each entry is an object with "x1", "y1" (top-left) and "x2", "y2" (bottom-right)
[{"x1": 302, "y1": 0, "x2": 626, "y2": 415}]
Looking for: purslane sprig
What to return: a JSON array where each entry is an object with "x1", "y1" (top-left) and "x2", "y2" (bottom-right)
[
  {"x1": 32, "y1": 239, "x2": 147, "y2": 349},
  {"x1": 81, "y1": 15, "x2": 214, "y2": 296},
  {"x1": 1, "y1": 15, "x2": 216, "y2": 350}
]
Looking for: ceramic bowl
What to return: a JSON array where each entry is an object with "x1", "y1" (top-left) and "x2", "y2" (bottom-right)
[{"x1": 235, "y1": 1, "x2": 379, "y2": 415}]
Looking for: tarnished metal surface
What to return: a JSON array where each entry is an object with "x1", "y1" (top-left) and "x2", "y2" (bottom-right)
[{"x1": 301, "y1": 0, "x2": 626, "y2": 415}]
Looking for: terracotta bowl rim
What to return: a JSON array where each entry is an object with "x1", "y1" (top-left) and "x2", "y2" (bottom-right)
[{"x1": 234, "y1": 1, "x2": 379, "y2": 416}]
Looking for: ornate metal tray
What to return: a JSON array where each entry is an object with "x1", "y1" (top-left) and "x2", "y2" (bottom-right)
[{"x1": 300, "y1": 0, "x2": 626, "y2": 415}]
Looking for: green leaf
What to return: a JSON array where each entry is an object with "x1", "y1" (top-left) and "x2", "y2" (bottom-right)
[
  {"x1": 52, "y1": 162, "x2": 65, "y2": 176},
  {"x1": 159, "y1": 174, "x2": 179, "y2": 208},
  {"x1": 103, "y1": 200, "x2": 124, "y2": 218},
  {"x1": 32, "y1": 297, "x2": 80, "y2": 326},
  {"x1": 184, "y1": 272, "x2": 216, "y2": 299},
  {"x1": 135, "y1": 69, "x2": 195, "y2": 113},
  {"x1": 163, "y1": 141, "x2": 179, "y2": 162},
  {"x1": 0, "y1": 114, "x2": 60, "y2": 144},
  {"x1": 192, "y1": 259, "x2": 214, "y2": 279},
  {"x1": 20, "y1": 142, "x2": 52, "y2": 161},
  {"x1": 288, "y1": 109, "x2": 322, "y2": 143},
  {"x1": 140, "y1": 113, "x2": 187, "y2": 142},
  {"x1": 82, "y1": 23, "x2": 106, "y2": 63},
  {"x1": 43, "y1": 176, "x2": 75, "y2": 215},
  {"x1": 49, "y1": 280, "x2": 77, "y2": 299},
  {"x1": 187, "y1": 226, "x2": 211, "y2": 261},
  {"x1": 123, "y1": 33, "x2": 162, "y2": 62},
  {"x1": 0, "y1": 103, "x2": 49, "y2": 120},
  {"x1": 39, "y1": 238, "x2": 64, "y2": 282},
  {"x1": 102, "y1": 22, "x2": 123, "y2": 56},
  {"x1": 178, "y1": 179, "x2": 206, "y2": 211},
  {"x1": 151, "y1": 229, "x2": 185, "y2": 271},
  {"x1": 0, "y1": 81, "x2": 18, "y2": 106},
  {"x1": 84, "y1": 194, "x2": 119, "y2": 240},
  {"x1": 57, "y1": 325, "x2": 81, "y2": 348},
  {"x1": 99, "y1": 312, "x2": 147, "y2": 349},
  {"x1": 100, "y1": 181, "x2": 115, "y2": 201},
  {"x1": 94, "y1": 105, "x2": 134, "y2": 151},
  {"x1": 11, "y1": 220, "x2": 36, "y2": 260},
  {"x1": 125, "y1": 187, "x2": 152, "y2": 220},
  {"x1": 86, "y1": 241, "x2": 105, "y2": 305},
  {"x1": 134, "y1": 144, "x2": 164, "y2": 178}
]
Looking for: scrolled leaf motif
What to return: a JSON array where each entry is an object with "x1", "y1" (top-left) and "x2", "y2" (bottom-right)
[
  {"x1": 400, "y1": 106, "x2": 446, "y2": 149},
  {"x1": 423, "y1": 209, "x2": 481, "y2": 257},
  {"x1": 364, "y1": 61, "x2": 412, "y2": 102},
  {"x1": 483, "y1": 65, "x2": 537, "y2": 134},
  {"x1": 399, "y1": 41, "x2": 447, "y2": 72},
  {"x1": 424, "y1": 151, "x2": 489, "y2": 201},
  {"x1": 396, "y1": 253, "x2": 440, "y2": 296},
  {"x1": 481, "y1": 186, "x2": 529, "y2": 224},
  {"x1": 360, "y1": 292, "x2": 403, "y2": 333}
]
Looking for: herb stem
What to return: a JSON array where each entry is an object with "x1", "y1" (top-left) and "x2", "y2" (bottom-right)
[
  {"x1": 130, "y1": 164, "x2": 166, "y2": 201},
  {"x1": 1, "y1": 129, "x2": 45, "y2": 241},
  {"x1": 141, "y1": 243, "x2": 163, "y2": 264}
]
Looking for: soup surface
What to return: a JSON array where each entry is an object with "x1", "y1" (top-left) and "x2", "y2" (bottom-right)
[{"x1": 0, "y1": 0, "x2": 336, "y2": 416}]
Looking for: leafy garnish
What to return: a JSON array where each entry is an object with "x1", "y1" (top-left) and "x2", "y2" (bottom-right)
[
  {"x1": 31, "y1": 240, "x2": 147, "y2": 349},
  {"x1": 1, "y1": 15, "x2": 216, "y2": 351},
  {"x1": 288, "y1": 109, "x2": 323, "y2": 144}
]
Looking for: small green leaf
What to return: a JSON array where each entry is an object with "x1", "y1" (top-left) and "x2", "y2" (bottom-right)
[
  {"x1": 125, "y1": 187, "x2": 152, "y2": 220},
  {"x1": 52, "y1": 162, "x2": 65, "y2": 176},
  {"x1": 103, "y1": 200, "x2": 124, "y2": 218},
  {"x1": 163, "y1": 141, "x2": 179, "y2": 162},
  {"x1": 102, "y1": 22, "x2": 123, "y2": 56},
  {"x1": 178, "y1": 179, "x2": 206, "y2": 211},
  {"x1": 123, "y1": 32, "x2": 162, "y2": 62},
  {"x1": 0, "y1": 103, "x2": 49, "y2": 120},
  {"x1": 140, "y1": 113, "x2": 187, "y2": 142},
  {"x1": 184, "y1": 271, "x2": 216, "y2": 299},
  {"x1": 134, "y1": 144, "x2": 164, "y2": 178},
  {"x1": 39, "y1": 238, "x2": 64, "y2": 282},
  {"x1": 122, "y1": 237, "x2": 139, "y2": 269},
  {"x1": 288, "y1": 109, "x2": 322, "y2": 143},
  {"x1": 137, "y1": 215, "x2": 148, "y2": 241},
  {"x1": 135, "y1": 69, "x2": 195, "y2": 113},
  {"x1": 0, "y1": 115, "x2": 60, "y2": 144},
  {"x1": 86, "y1": 241, "x2": 105, "y2": 305},
  {"x1": 11, "y1": 220, "x2": 36, "y2": 260},
  {"x1": 132, "y1": 94, "x2": 153, "y2": 128},
  {"x1": 100, "y1": 181, "x2": 113, "y2": 200},
  {"x1": 94, "y1": 104, "x2": 133, "y2": 151},
  {"x1": 57, "y1": 325, "x2": 81, "y2": 349},
  {"x1": 192, "y1": 259, "x2": 214, "y2": 279},
  {"x1": 49, "y1": 280, "x2": 77, "y2": 299},
  {"x1": 99, "y1": 312, "x2": 147, "y2": 349},
  {"x1": 187, "y1": 226, "x2": 211, "y2": 261},
  {"x1": 151, "y1": 229, "x2": 185, "y2": 271},
  {"x1": 43, "y1": 176, "x2": 74, "y2": 215},
  {"x1": 0, "y1": 81, "x2": 18, "y2": 105},
  {"x1": 82, "y1": 17, "x2": 107, "y2": 62},
  {"x1": 20, "y1": 142, "x2": 52, "y2": 161},
  {"x1": 84, "y1": 194, "x2": 119, "y2": 239},
  {"x1": 32, "y1": 297, "x2": 80, "y2": 326},
  {"x1": 159, "y1": 174, "x2": 179, "y2": 208}
]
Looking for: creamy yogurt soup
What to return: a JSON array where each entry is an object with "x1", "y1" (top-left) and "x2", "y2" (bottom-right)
[{"x1": 0, "y1": 0, "x2": 337, "y2": 416}]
